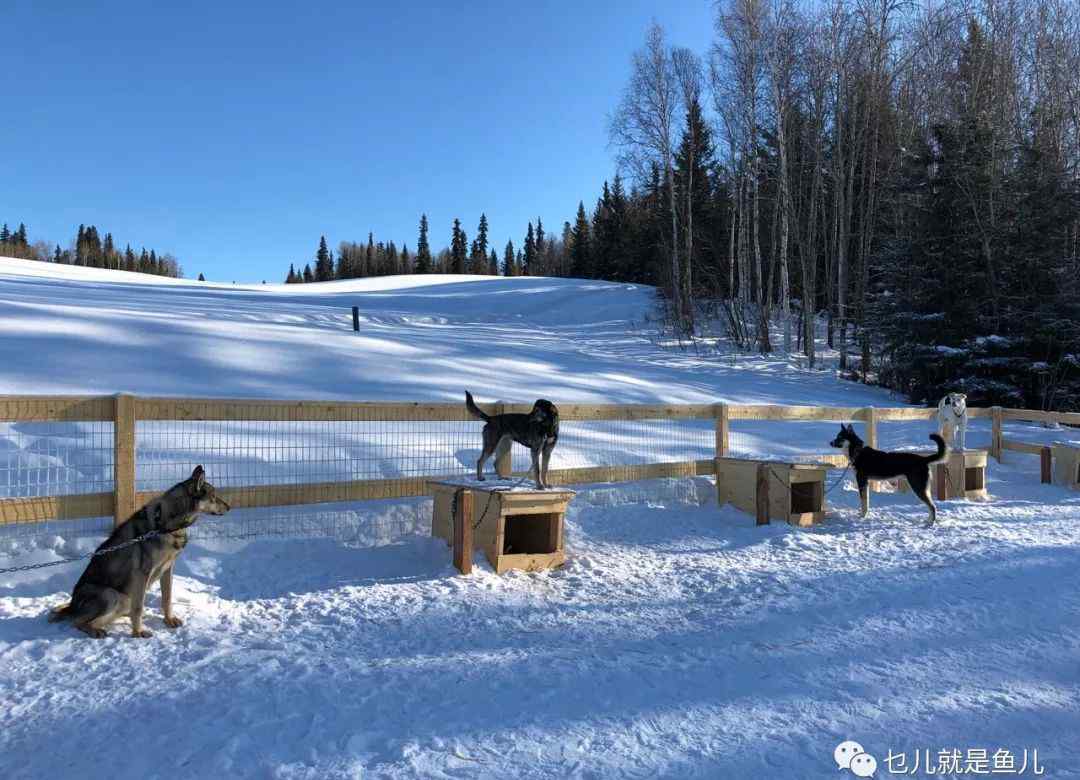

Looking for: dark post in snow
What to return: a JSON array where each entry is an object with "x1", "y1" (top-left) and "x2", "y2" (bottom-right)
[{"x1": 352, "y1": 306, "x2": 359, "y2": 332}]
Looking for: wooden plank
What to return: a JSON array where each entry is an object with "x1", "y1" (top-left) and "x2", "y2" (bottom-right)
[
  {"x1": 0, "y1": 493, "x2": 113, "y2": 525},
  {"x1": 113, "y1": 394, "x2": 136, "y2": 528},
  {"x1": 1001, "y1": 439, "x2": 1046, "y2": 455},
  {"x1": 493, "y1": 550, "x2": 566, "y2": 575},
  {"x1": 991, "y1": 406, "x2": 1003, "y2": 462},
  {"x1": 135, "y1": 398, "x2": 721, "y2": 423},
  {"x1": 755, "y1": 463, "x2": 770, "y2": 525},
  {"x1": 865, "y1": 407, "x2": 878, "y2": 449},
  {"x1": 1051, "y1": 445, "x2": 1080, "y2": 489},
  {"x1": 715, "y1": 403, "x2": 729, "y2": 458},
  {"x1": 727, "y1": 405, "x2": 870, "y2": 422},
  {"x1": 542, "y1": 461, "x2": 713, "y2": 486},
  {"x1": 135, "y1": 476, "x2": 445, "y2": 510},
  {"x1": 1001, "y1": 408, "x2": 1080, "y2": 425},
  {"x1": 0, "y1": 395, "x2": 114, "y2": 422},
  {"x1": 494, "y1": 402, "x2": 512, "y2": 477},
  {"x1": 498, "y1": 501, "x2": 569, "y2": 516},
  {"x1": 936, "y1": 463, "x2": 948, "y2": 501},
  {"x1": 541, "y1": 403, "x2": 716, "y2": 421},
  {"x1": 135, "y1": 397, "x2": 475, "y2": 422},
  {"x1": 875, "y1": 407, "x2": 940, "y2": 421},
  {"x1": 453, "y1": 489, "x2": 473, "y2": 575}
]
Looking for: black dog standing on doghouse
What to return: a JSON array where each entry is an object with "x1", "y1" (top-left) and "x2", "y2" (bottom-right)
[{"x1": 465, "y1": 391, "x2": 559, "y2": 489}]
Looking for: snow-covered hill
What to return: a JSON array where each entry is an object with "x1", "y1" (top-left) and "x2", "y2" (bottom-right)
[
  {"x1": 0, "y1": 256, "x2": 890, "y2": 407},
  {"x1": 0, "y1": 257, "x2": 1078, "y2": 779}
]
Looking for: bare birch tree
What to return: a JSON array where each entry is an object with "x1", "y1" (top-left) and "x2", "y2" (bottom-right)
[{"x1": 611, "y1": 22, "x2": 684, "y2": 330}]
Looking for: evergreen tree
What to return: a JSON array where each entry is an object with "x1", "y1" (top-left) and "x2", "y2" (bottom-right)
[
  {"x1": 535, "y1": 218, "x2": 545, "y2": 259},
  {"x1": 285, "y1": 264, "x2": 297, "y2": 284},
  {"x1": 315, "y1": 236, "x2": 334, "y2": 281},
  {"x1": 523, "y1": 222, "x2": 536, "y2": 276},
  {"x1": 469, "y1": 213, "x2": 489, "y2": 274},
  {"x1": 571, "y1": 201, "x2": 591, "y2": 278},
  {"x1": 400, "y1": 245, "x2": 411, "y2": 274},
  {"x1": 14, "y1": 223, "x2": 27, "y2": 246},
  {"x1": 0, "y1": 224, "x2": 9, "y2": 243},
  {"x1": 488, "y1": 248, "x2": 499, "y2": 276},
  {"x1": 450, "y1": 219, "x2": 467, "y2": 274},
  {"x1": 198, "y1": 272, "x2": 206, "y2": 282},
  {"x1": 503, "y1": 240, "x2": 515, "y2": 276},
  {"x1": 416, "y1": 214, "x2": 432, "y2": 273},
  {"x1": 302, "y1": 263, "x2": 314, "y2": 283}
]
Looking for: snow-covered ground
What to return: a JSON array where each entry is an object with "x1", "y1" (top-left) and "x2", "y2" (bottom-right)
[{"x1": 1, "y1": 258, "x2": 1078, "y2": 778}]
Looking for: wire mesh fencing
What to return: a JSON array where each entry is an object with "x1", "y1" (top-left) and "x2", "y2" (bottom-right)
[
  {"x1": 0, "y1": 398, "x2": 721, "y2": 565},
  {"x1": 4, "y1": 395, "x2": 1070, "y2": 570}
]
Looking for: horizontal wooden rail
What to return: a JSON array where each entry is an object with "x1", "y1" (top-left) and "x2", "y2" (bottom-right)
[
  {"x1": 0, "y1": 395, "x2": 114, "y2": 423},
  {"x1": 727, "y1": 405, "x2": 869, "y2": 421},
  {"x1": 1001, "y1": 438, "x2": 1047, "y2": 456},
  {"x1": 1001, "y1": 408, "x2": 1080, "y2": 425},
  {"x1": 0, "y1": 493, "x2": 114, "y2": 525}
]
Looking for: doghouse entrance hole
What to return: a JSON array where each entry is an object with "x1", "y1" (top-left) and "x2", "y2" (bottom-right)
[
  {"x1": 790, "y1": 481, "x2": 823, "y2": 514},
  {"x1": 965, "y1": 467, "x2": 984, "y2": 491},
  {"x1": 503, "y1": 513, "x2": 558, "y2": 555}
]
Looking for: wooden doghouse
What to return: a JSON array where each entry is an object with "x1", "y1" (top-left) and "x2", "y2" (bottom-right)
[
  {"x1": 430, "y1": 479, "x2": 574, "y2": 574},
  {"x1": 715, "y1": 457, "x2": 827, "y2": 527},
  {"x1": 1051, "y1": 444, "x2": 1080, "y2": 491},
  {"x1": 935, "y1": 449, "x2": 989, "y2": 501}
]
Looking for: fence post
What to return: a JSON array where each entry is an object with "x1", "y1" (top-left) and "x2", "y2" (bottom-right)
[
  {"x1": 113, "y1": 393, "x2": 136, "y2": 528},
  {"x1": 865, "y1": 407, "x2": 878, "y2": 450},
  {"x1": 991, "y1": 406, "x2": 1003, "y2": 462},
  {"x1": 352, "y1": 306, "x2": 360, "y2": 332},
  {"x1": 453, "y1": 488, "x2": 473, "y2": 574},
  {"x1": 715, "y1": 403, "x2": 729, "y2": 458},
  {"x1": 755, "y1": 463, "x2": 770, "y2": 525},
  {"x1": 494, "y1": 402, "x2": 512, "y2": 478},
  {"x1": 1041, "y1": 447, "x2": 1052, "y2": 484}
]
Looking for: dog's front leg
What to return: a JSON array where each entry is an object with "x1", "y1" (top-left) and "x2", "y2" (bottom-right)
[
  {"x1": 160, "y1": 565, "x2": 182, "y2": 628},
  {"x1": 540, "y1": 443, "x2": 554, "y2": 490},
  {"x1": 957, "y1": 418, "x2": 966, "y2": 451},
  {"x1": 858, "y1": 477, "x2": 869, "y2": 518},
  {"x1": 530, "y1": 448, "x2": 544, "y2": 489},
  {"x1": 129, "y1": 575, "x2": 153, "y2": 638}
]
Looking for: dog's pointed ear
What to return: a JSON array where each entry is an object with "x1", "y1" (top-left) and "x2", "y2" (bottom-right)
[{"x1": 191, "y1": 465, "x2": 205, "y2": 491}]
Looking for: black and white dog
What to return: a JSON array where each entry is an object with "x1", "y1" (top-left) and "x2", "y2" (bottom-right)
[
  {"x1": 830, "y1": 424, "x2": 948, "y2": 525},
  {"x1": 938, "y1": 392, "x2": 968, "y2": 451}
]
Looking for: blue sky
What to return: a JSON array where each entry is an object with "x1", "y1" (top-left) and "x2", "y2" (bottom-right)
[{"x1": 2, "y1": 1, "x2": 713, "y2": 282}]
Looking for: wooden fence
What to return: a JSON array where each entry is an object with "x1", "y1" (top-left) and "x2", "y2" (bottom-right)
[{"x1": 0, "y1": 394, "x2": 1074, "y2": 528}]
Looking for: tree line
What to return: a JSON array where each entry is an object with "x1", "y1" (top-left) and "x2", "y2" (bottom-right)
[
  {"x1": 282, "y1": 0, "x2": 1080, "y2": 410},
  {"x1": 0, "y1": 220, "x2": 182, "y2": 278}
]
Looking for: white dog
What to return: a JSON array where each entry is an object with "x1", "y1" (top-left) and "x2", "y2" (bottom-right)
[{"x1": 938, "y1": 392, "x2": 968, "y2": 452}]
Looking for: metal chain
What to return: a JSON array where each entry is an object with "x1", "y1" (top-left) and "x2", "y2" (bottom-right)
[
  {"x1": 824, "y1": 463, "x2": 852, "y2": 495},
  {"x1": 0, "y1": 527, "x2": 165, "y2": 575}
]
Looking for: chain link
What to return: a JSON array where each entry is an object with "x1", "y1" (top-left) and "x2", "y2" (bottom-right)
[{"x1": 0, "y1": 528, "x2": 166, "y2": 575}]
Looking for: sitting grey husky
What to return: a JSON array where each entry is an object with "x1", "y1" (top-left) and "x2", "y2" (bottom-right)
[{"x1": 50, "y1": 466, "x2": 230, "y2": 638}]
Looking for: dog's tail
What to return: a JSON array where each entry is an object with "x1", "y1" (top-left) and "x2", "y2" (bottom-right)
[
  {"x1": 924, "y1": 433, "x2": 947, "y2": 464},
  {"x1": 464, "y1": 391, "x2": 489, "y2": 422},
  {"x1": 48, "y1": 603, "x2": 72, "y2": 622}
]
